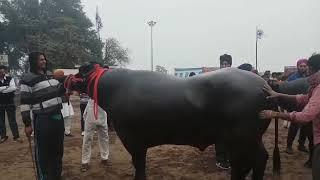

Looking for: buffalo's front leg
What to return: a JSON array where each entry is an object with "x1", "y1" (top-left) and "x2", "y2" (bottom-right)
[{"x1": 132, "y1": 149, "x2": 147, "y2": 180}]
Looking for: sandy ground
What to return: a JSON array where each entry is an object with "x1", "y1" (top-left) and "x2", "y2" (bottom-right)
[{"x1": 0, "y1": 98, "x2": 312, "y2": 180}]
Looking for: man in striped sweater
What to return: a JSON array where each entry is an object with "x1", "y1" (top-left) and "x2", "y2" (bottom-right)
[{"x1": 20, "y1": 52, "x2": 66, "y2": 180}]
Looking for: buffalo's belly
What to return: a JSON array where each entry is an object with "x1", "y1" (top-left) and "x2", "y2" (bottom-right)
[{"x1": 113, "y1": 109, "x2": 219, "y2": 147}]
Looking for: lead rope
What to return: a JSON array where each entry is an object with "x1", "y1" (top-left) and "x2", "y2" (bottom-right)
[{"x1": 86, "y1": 65, "x2": 107, "y2": 119}]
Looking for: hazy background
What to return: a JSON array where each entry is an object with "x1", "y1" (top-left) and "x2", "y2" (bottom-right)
[{"x1": 82, "y1": 0, "x2": 320, "y2": 73}]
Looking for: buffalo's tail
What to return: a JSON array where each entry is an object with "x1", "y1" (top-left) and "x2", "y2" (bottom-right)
[{"x1": 263, "y1": 97, "x2": 281, "y2": 176}]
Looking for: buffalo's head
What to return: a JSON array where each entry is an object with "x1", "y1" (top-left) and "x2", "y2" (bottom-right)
[
  {"x1": 64, "y1": 62, "x2": 103, "y2": 93},
  {"x1": 78, "y1": 62, "x2": 99, "y2": 78}
]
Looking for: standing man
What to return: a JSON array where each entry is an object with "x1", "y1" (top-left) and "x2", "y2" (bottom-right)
[
  {"x1": 286, "y1": 58, "x2": 309, "y2": 154},
  {"x1": 0, "y1": 65, "x2": 21, "y2": 143},
  {"x1": 238, "y1": 63, "x2": 256, "y2": 73},
  {"x1": 260, "y1": 54, "x2": 320, "y2": 180},
  {"x1": 81, "y1": 99, "x2": 110, "y2": 172},
  {"x1": 62, "y1": 88, "x2": 74, "y2": 137},
  {"x1": 215, "y1": 54, "x2": 232, "y2": 169},
  {"x1": 219, "y1": 54, "x2": 232, "y2": 68},
  {"x1": 20, "y1": 52, "x2": 65, "y2": 180},
  {"x1": 287, "y1": 59, "x2": 308, "y2": 81}
]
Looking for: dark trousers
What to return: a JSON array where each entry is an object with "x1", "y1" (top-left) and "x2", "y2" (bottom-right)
[
  {"x1": 34, "y1": 113, "x2": 64, "y2": 180},
  {"x1": 287, "y1": 122, "x2": 307, "y2": 147},
  {"x1": 0, "y1": 104, "x2": 19, "y2": 139},
  {"x1": 80, "y1": 103, "x2": 87, "y2": 132},
  {"x1": 304, "y1": 122, "x2": 314, "y2": 162},
  {"x1": 312, "y1": 144, "x2": 320, "y2": 180},
  {"x1": 215, "y1": 142, "x2": 229, "y2": 162}
]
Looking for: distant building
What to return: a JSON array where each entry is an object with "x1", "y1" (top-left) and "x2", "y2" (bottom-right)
[
  {"x1": 202, "y1": 67, "x2": 220, "y2": 73},
  {"x1": 174, "y1": 68, "x2": 202, "y2": 78},
  {"x1": 174, "y1": 67, "x2": 219, "y2": 78}
]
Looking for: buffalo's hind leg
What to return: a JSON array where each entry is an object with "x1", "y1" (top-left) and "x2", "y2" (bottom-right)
[
  {"x1": 230, "y1": 155, "x2": 251, "y2": 180},
  {"x1": 252, "y1": 142, "x2": 268, "y2": 180},
  {"x1": 230, "y1": 141, "x2": 268, "y2": 180},
  {"x1": 132, "y1": 148, "x2": 147, "y2": 180},
  {"x1": 229, "y1": 139, "x2": 256, "y2": 180}
]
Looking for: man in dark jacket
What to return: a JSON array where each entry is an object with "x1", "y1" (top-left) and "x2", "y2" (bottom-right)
[
  {"x1": 215, "y1": 54, "x2": 232, "y2": 170},
  {"x1": 20, "y1": 52, "x2": 65, "y2": 180},
  {"x1": 0, "y1": 65, "x2": 21, "y2": 143},
  {"x1": 286, "y1": 58, "x2": 309, "y2": 154}
]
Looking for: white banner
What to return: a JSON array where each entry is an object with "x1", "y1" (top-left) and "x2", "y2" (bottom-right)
[{"x1": 0, "y1": 55, "x2": 8, "y2": 66}]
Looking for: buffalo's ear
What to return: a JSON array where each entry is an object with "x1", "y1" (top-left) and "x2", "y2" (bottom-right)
[{"x1": 79, "y1": 62, "x2": 95, "y2": 77}]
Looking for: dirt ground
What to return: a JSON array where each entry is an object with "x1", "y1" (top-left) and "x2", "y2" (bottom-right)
[{"x1": 0, "y1": 98, "x2": 312, "y2": 180}]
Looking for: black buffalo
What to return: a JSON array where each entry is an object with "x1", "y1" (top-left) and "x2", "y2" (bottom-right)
[{"x1": 67, "y1": 63, "x2": 273, "y2": 180}]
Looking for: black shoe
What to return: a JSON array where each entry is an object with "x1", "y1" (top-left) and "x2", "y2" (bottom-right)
[
  {"x1": 286, "y1": 147, "x2": 294, "y2": 154},
  {"x1": 304, "y1": 160, "x2": 312, "y2": 168},
  {"x1": 101, "y1": 159, "x2": 111, "y2": 166},
  {"x1": 65, "y1": 133, "x2": 74, "y2": 137},
  {"x1": 0, "y1": 136, "x2": 8, "y2": 143},
  {"x1": 81, "y1": 163, "x2": 89, "y2": 172},
  {"x1": 216, "y1": 160, "x2": 231, "y2": 170},
  {"x1": 298, "y1": 145, "x2": 308, "y2": 153}
]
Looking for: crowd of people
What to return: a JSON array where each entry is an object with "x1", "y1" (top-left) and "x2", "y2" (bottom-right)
[{"x1": 1, "y1": 51, "x2": 320, "y2": 180}]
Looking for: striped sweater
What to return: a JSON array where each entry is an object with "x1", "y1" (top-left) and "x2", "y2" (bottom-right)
[{"x1": 20, "y1": 72, "x2": 65, "y2": 126}]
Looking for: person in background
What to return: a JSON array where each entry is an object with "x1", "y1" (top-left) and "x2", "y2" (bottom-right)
[
  {"x1": 237, "y1": 63, "x2": 256, "y2": 73},
  {"x1": 81, "y1": 99, "x2": 110, "y2": 172},
  {"x1": 80, "y1": 93, "x2": 89, "y2": 136},
  {"x1": 260, "y1": 53, "x2": 320, "y2": 180},
  {"x1": 262, "y1": 71, "x2": 271, "y2": 81},
  {"x1": 189, "y1": 72, "x2": 196, "y2": 77},
  {"x1": 219, "y1": 54, "x2": 232, "y2": 69},
  {"x1": 287, "y1": 59, "x2": 308, "y2": 81},
  {"x1": 54, "y1": 70, "x2": 75, "y2": 137},
  {"x1": 214, "y1": 54, "x2": 232, "y2": 170},
  {"x1": 0, "y1": 65, "x2": 21, "y2": 143},
  {"x1": 286, "y1": 58, "x2": 309, "y2": 154},
  {"x1": 62, "y1": 93, "x2": 74, "y2": 137}
]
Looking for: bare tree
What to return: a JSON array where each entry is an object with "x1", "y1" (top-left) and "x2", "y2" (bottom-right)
[{"x1": 104, "y1": 38, "x2": 129, "y2": 66}]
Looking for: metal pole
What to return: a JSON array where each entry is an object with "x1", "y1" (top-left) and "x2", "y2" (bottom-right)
[
  {"x1": 148, "y1": 21, "x2": 156, "y2": 71},
  {"x1": 256, "y1": 37, "x2": 258, "y2": 71},
  {"x1": 151, "y1": 25, "x2": 153, "y2": 71},
  {"x1": 255, "y1": 27, "x2": 258, "y2": 71}
]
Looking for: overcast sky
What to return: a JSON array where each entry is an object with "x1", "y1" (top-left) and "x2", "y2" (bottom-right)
[{"x1": 81, "y1": 0, "x2": 320, "y2": 73}]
